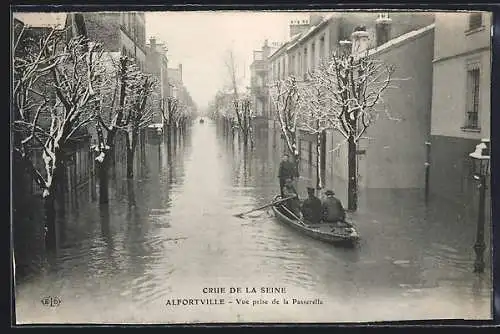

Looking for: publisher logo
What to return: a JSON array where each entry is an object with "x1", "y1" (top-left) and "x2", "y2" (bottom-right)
[{"x1": 41, "y1": 296, "x2": 61, "y2": 307}]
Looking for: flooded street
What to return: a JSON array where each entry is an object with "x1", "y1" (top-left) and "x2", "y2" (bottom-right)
[{"x1": 15, "y1": 119, "x2": 492, "y2": 324}]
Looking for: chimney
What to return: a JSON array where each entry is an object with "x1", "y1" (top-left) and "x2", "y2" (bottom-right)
[
  {"x1": 149, "y1": 36, "x2": 156, "y2": 50},
  {"x1": 375, "y1": 13, "x2": 392, "y2": 47},
  {"x1": 351, "y1": 25, "x2": 370, "y2": 54},
  {"x1": 262, "y1": 39, "x2": 271, "y2": 58},
  {"x1": 339, "y1": 39, "x2": 352, "y2": 55},
  {"x1": 289, "y1": 18, "x2": 310, "y2": 37}
]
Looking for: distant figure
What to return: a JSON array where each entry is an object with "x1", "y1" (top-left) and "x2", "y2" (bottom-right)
[
  {"x1": 322, "y1": 190, "x2": 346, "y2": 224},
  {"x1": 282, "y1": 178, "x2": 301, "y2": 219},
  {"x1": 278, "y1": 153, "x2": 299, "y2": 197},
  {"x1": 301, "y1": 187, "x2": 323, "y2": 224}
]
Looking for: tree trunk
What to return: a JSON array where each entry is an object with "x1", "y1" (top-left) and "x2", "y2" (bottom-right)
[
  {"x1": 167, "y1": 128, "x2": 172, "y2": 166},
  {"x1": 316, "y1": 132, "x2": 323, "y2": 190},
  {"x1": 126, "y1": 135, "x2": 135, "y2": 179},
  {"x1": 158, "y1": 138, "x2": 162, "y2": 170},
  {"x1": 243, "y1": 128, "x2": 248, "y2": 149},
  {"x1": 97, "y1": 156, "x2": 110, "y2": 204},
  {"x1": 347, "y1": 135, "x2": 358, "y2": 211},
  {"x1": 140, "y1": 129, "x2": 146, "y2": 165},
  {"x1": 127, "y1": 179, "x2": 136, "y2": 207},
  {"x1": 44, "y1": 187, "x2": 57, "y2": 251},
  {"x1": 56, "y1": 159, "x2": 67, "y2": 222},
  {"x1": 44, "y1": 152, "x2": 66, "y2": 251},
  {"x1": 316, "y1": 130, "x2": 327, "y2": 190},
  {"x1": 173, "y1": 127, "x2": 178, "y2": 152}
]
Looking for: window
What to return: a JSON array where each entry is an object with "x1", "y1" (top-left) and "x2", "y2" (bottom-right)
[
  {"x1": 468, "y1": 13, "x2": 482, "y2": 30},
  {"x1": 303, "y1": 47, "x2": 308, "y2": 76},
  {"x1": 74, "y1": 14, "x2": 87, "y2": 36},
  {"x1": 377, "y1": 13, "x2": 390, "y2": 21},
  {"x1": 464, "y1": 64, "x2": 481, "y2": 129},
  {"x1": 319, "y1": 36, "x2": 325, "y2": 61},
  {"x1": 298, "y1": 52, "x2": 302, "y2": 77},
  {"x1": 311, "y1": 42, "x2": 315, "y2": 70}
]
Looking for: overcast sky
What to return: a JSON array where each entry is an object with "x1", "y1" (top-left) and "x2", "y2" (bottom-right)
[{"x1": 145, "y1": 11, "x2": 312, "y2": 110}]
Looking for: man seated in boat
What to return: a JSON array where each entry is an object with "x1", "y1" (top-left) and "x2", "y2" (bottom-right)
[
  {"x1": 281, "y1": 178, "x2": 301, "y2": 219},
  {"x1": 300, "y1": 187, "x2": 323, "y2": 225},
  {"x1": 321, "y1": 190, "x2": 349, "y2": 226}
]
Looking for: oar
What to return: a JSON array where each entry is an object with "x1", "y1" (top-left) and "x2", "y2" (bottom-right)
[
  {"x1": 234, "y1": 195, "x2": 297, "y2": 218},
  {"x1": 280, "y1": 204, "x2": 305, "y2": 225}
]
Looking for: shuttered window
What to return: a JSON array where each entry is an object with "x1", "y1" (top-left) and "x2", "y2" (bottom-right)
[
  {"x1": 464, "y1": 63, "x2": 481, "y2": 129},
  {"x1": 468, "y1": 13, "x2": 482, "y2": 30}
]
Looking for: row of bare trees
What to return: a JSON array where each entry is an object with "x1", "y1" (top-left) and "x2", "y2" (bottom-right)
[
  {"x1": 270, "y1": 47, "x2": 396, "y2": 211},
  {"x1": 209, "y1": 90, "x2": 254, "y2": 149},
  {"x1": 209, "y1": 49, "x2": 255, "y2": 150},
  {"x1": 12, "y1": 24, "x2": 171, "y2": 249},
  {"x1": 160, "y1": 93, "x2": 191, "y2": 139}
]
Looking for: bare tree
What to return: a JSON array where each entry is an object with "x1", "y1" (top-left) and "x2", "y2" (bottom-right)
[
  {"x1": 13, "y1": 24, "x2": 103, "y2": 248},
  {"x1": 122, "y1": 66, "x2": 156, "y2": 179},
  {"x1": 297, "y1": 69, "x2": 331, "y2": 190},
  {"x1": 93, "y1": 55, "x2": 138, "y2": 203},
  {"x1": 161, "y1": 94, "x2": 178, "y2": 133},
  {"x1": 224, "y1": 49, "x2": 253, "y2": 145},
  {"x1": 209, "y1": 90, "x2": 231, "y2": 136},
  {"x1": 269, "y1": 75, "x2": 301, "y2": 167},
  {"x1": 315, "y1": 48, "x2": 396, "y2": 211},
  {"x1": 225, "y1": 49, "x2": 240, "y2": 100}
]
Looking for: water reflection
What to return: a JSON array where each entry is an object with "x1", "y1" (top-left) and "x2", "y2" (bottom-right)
[{"x1": 14, "y1": 119, "x2": 492, "y2": 323}]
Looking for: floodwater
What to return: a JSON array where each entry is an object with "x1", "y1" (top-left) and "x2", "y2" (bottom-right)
[{"x1": 14, "y1": 119, "x2": 492, "y2": 324}]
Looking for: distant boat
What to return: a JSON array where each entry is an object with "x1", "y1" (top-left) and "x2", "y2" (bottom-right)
[{"x1": 199, "y1": 118, "x2": 205, "y2": 124}]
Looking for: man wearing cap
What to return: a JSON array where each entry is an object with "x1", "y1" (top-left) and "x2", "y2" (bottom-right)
[
  {"x1": 322, "y1": 190, "x2": 346, "y2": 223},
  {"x1": 301, "y1": 187, "x2": 323, "y2": 224}
]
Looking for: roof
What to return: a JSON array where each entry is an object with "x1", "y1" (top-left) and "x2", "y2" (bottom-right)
[
  {"x1": 287, "y1": 14, "x2": 335, "y2": 51},
  {"x1": 268, "y1": 13, "x2": 335, "y2": 60},
  {"x1": 368, "y1": 23, "x2": 435, "y2": 56},
  {"x1": 268, "y1": 33, "x2": 302, "y2": 60},
  {"x1": 13, "y1": 12, "x2": 67, "y2": 29}
]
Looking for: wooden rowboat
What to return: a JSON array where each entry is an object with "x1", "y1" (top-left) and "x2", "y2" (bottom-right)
[{"x1": 271, "y1": 195, "x2": 360, "y2": 246}]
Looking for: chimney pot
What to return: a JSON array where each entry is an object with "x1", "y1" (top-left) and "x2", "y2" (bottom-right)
[
  {"x1": 375, "y1": 14, "x2": 392, "y2": 47},
  {"x1": 351, "y1": 27, "x2": 370, "y2": 54}
]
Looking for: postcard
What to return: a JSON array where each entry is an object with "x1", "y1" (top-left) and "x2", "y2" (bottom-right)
[{"x1": 11, "y1": 8, "x2": 493, "y2": 324}]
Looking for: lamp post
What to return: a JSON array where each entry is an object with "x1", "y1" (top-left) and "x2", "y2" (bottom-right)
[{"x1": 469, "y1": 138, "x2": 490, "y2": 273}]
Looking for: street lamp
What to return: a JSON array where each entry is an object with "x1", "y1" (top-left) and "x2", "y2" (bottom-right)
[{"x1": 469, "y1": 138, "x2": 490, "y2": 273}]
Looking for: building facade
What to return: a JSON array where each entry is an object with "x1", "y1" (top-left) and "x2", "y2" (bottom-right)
[
  {"x1": 249, "y1": 39, "x2": 277, "y2": 118},
  {"x1": 267, "y1": 12, "x2": 435, "y2": 85},
  {"x1": 167, "y1": 64, "x2": 196, "y2": 119},
  {"x1": 65, "y1": 12, "x2": 147, "y2": 71},
  {"x1": 146, "y1": 37, "x2": 170, "y2": 125},
  {"x1": 263, "y1": 12, "x2": 437, "y2": 190},
  {"x1": 330, "y1": 23, "x2": 435, "y2": 189},
  {"x1": 429, "y1": 12, "x2": 492, "y2": 203}
]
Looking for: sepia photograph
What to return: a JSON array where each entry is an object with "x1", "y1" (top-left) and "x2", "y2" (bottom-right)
[{"x1": 11, "y1": 8, "x2": 493, "y2": 324}]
